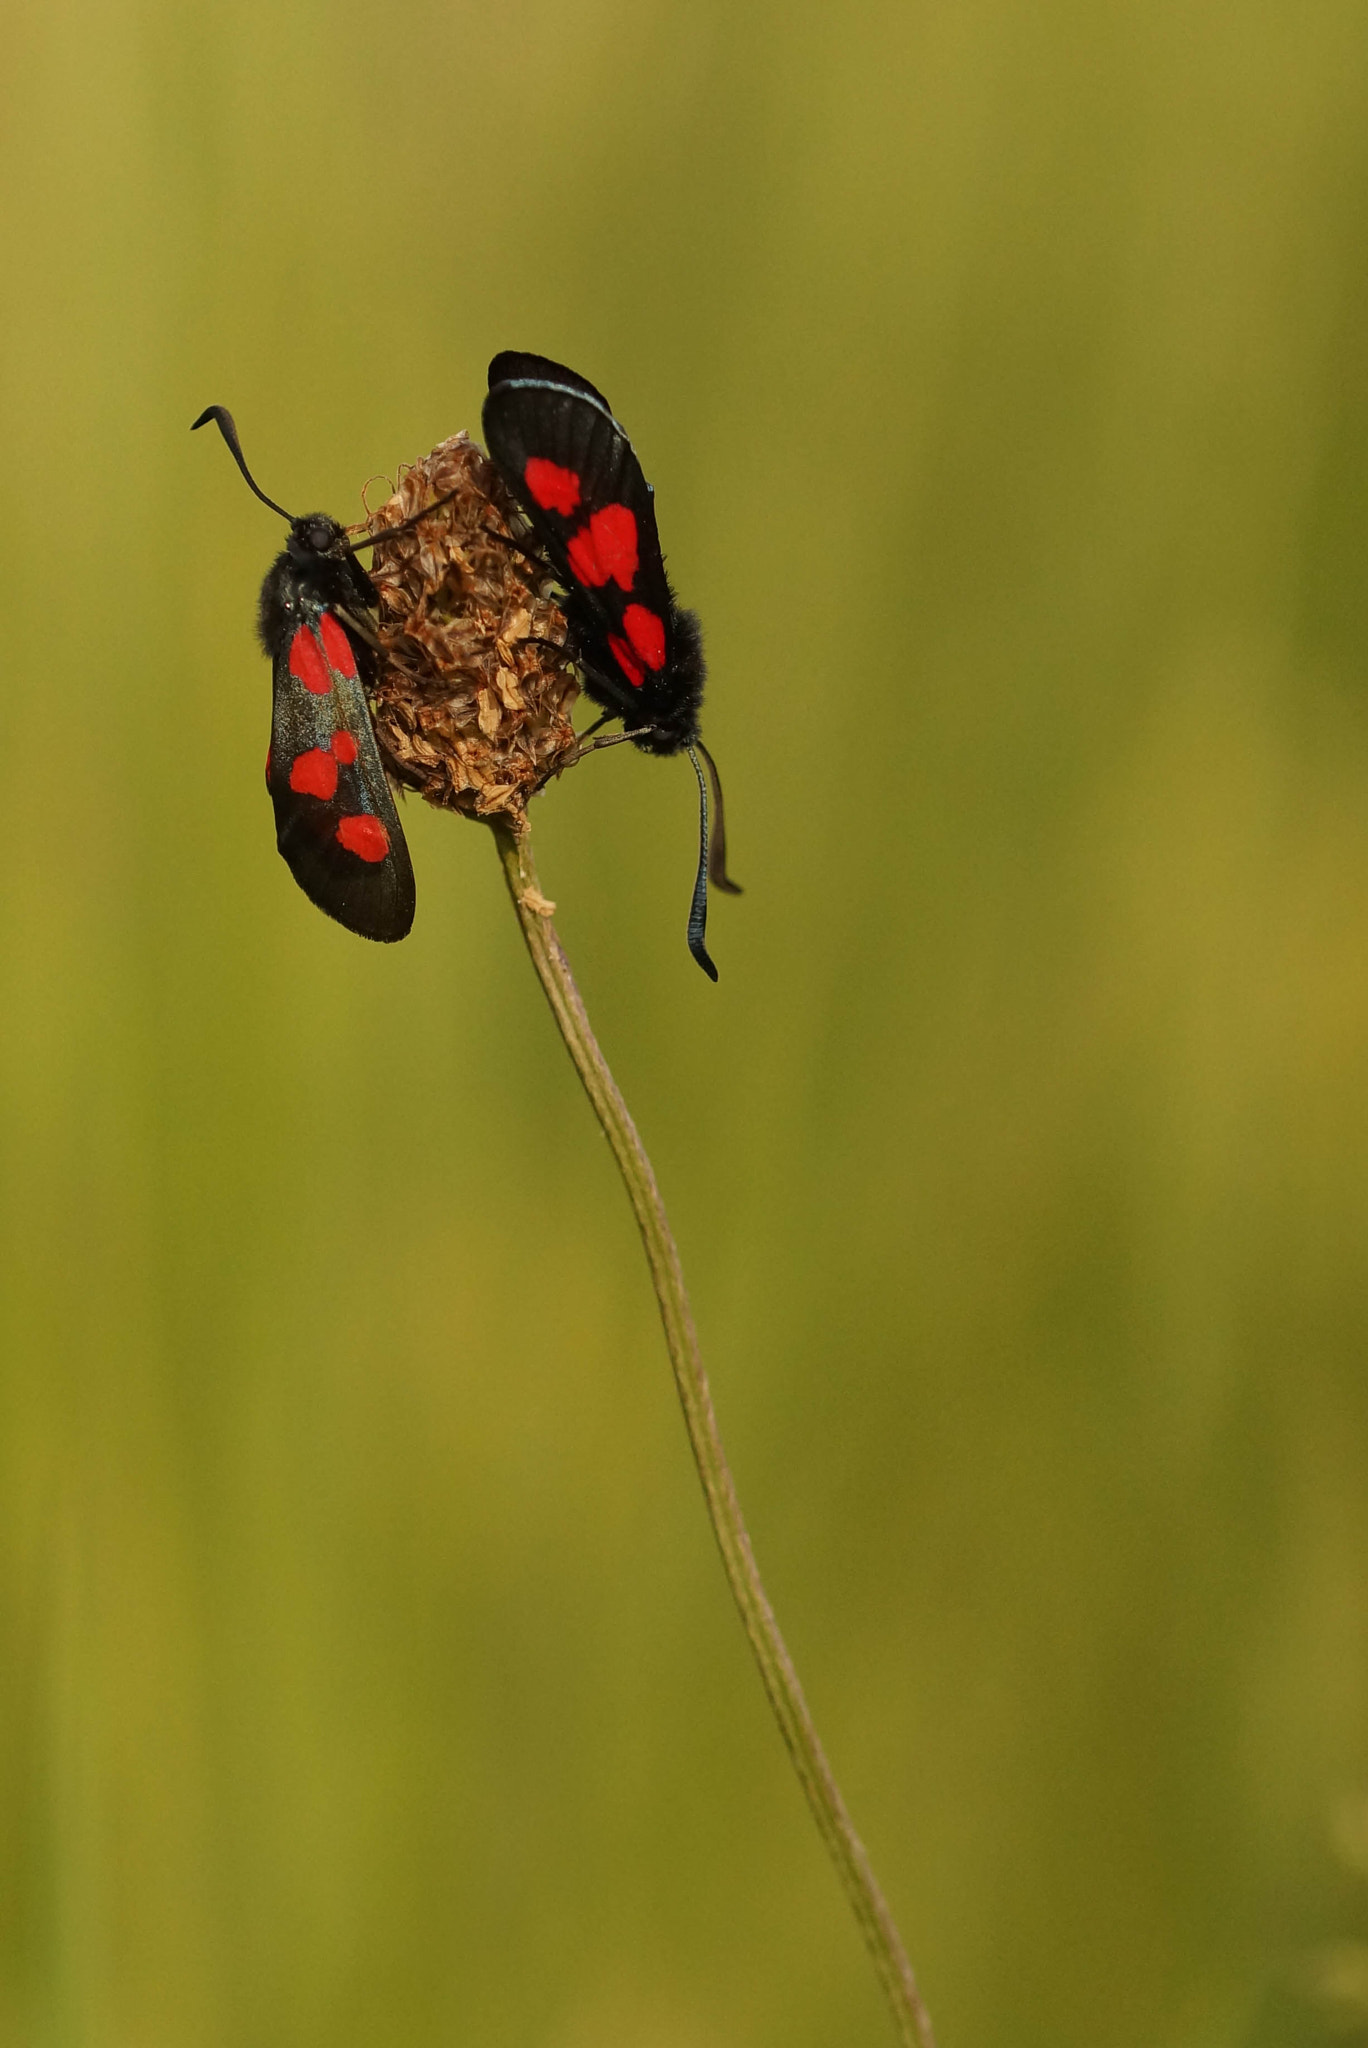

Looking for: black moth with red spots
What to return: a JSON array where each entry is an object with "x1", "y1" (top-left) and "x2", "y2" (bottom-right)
[
  {"x1": 483, "y1": 352, "x2": 739, "y2": 979},
  {"x1": 192, "y1": 407, "x2": 416, "y2": 943}
]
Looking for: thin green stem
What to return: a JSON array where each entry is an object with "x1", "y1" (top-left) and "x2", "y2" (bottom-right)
[{"x1": 490, "y1": 815, "x2": 937, "y2": 2048}]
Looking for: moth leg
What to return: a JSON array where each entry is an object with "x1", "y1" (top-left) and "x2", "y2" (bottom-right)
[
  {"x1": 481, "y1": 523, "x2": 542, "y2": 566},
  {"x1": 512, "y1": 631, "x2": 570, "y2": 660},
  {"x1": 573, "y1": 727, "x2": 651, "y2": 760},
  {"x1": 333, "y1": 603, "x2": 385, "y2": 654}
]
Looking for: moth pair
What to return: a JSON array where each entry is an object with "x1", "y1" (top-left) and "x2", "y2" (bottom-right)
[{"x1": 192, "y1": 354, "x2": 739, "y2": 977}]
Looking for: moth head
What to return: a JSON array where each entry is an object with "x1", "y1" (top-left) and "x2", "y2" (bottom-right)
[{"x1": 288, "y1": 514, "x2": 348, "y2": 562}]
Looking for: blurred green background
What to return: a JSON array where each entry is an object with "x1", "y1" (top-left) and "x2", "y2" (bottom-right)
[{"x1": 4, "y1": 0, "x2": 1368, "y2": 2042}]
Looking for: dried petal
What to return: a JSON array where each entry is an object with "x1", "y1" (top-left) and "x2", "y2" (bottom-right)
[{"x1": 361, "y1": 432, "x2": 580, "y2": 823}]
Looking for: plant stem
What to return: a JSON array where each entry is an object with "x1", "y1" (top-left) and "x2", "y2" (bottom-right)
[{"x1": 490, "y1": 815, "x2": 937, "y2": 2048}]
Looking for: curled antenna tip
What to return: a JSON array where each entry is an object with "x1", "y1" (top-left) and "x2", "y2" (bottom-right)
[
  {"x1": 686, "y1": 746, "x2": 721, "y2": 980},
  {"x1": 190, "y1": 404, "x2": 294, "y2": 522},
  {"x1": 695, "y1": 741, "x2": 742, "y2": 896}
]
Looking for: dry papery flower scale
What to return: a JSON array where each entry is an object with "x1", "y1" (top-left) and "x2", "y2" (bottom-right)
[
  {"x1": 354, "y1": 430, "x2": 937, "y2": 2048},
  {"x1": 361, "y1": 432, "x2": 581, "y2": 825}
]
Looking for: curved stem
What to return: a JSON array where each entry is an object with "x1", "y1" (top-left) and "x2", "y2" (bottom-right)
[{"x1": 490, "y1": 815, "x2": 937, "y2": 2048}]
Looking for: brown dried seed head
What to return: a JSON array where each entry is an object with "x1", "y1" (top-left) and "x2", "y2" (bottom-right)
[{"x1": 360, "y1": 433, "x2": 580, "y2": 824}]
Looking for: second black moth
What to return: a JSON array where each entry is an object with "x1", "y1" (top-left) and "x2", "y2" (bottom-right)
[{"x1": 483, "y1": 351, "x2": 739, "y2": 979}]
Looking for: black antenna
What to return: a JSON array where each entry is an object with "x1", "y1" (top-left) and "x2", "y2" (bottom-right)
[
  {"x1": 344, "y1": 483, "x2": 467, "y2": 557},
  {"x1": 686, "y1": 746, "x2": 719, "y2": 981},
  {"x1": 191, "y1": 406, "x2": 295, "y2": 522},
  {"x1": 694, "y1": 741, "x2": 742, "y2": 895}
]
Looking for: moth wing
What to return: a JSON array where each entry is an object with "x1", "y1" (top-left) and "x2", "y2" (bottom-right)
[
  {"x1": 483, "y1": 372, "x2": 678, "y2": 702},
  {"x1": 487, "y1": 351, "x2": 614, "y2": 412},
  {"x1": 267, "y1": 614, "x2": 415, "y2": 943}
]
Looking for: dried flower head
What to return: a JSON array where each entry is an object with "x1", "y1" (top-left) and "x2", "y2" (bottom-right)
[{"x1": 360, "y1": 433, "x2": 580, "y2": 823}]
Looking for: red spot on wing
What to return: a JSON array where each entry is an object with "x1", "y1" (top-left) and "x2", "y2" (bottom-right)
[
  {"x1": 524, "y1": 458, "x2": 581, "y2": 516},
  {"x1": 318, "y1": 612, "x2": 358, "y2": 678},
  {"x1": 336, "y1": 814, "x2": 390, "y2": 863},
  {"x1": 566, "y1": 504, "x2": 638, "y2": 591},
  {"x1": 289, "y1": 748, "x2": 339, "y2": 801},
  {"x1": 331, "y1": 731, "x2": 359, "y2": 764},
  {"x1": 608, "y1": 635, "x2": 646, "y2": 688},
  {"x1": 566, "y1": 529, "x2": 599, "y2": 586},
  {"x1": 622, "y1": 603, "x2": 666, "y2": 671},
  {"x1": 289, "y1": 626, "x2": 332, "y2": 694}
]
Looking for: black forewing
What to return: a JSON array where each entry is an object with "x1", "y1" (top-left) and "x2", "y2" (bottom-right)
[
  {"x1": 483, "y1": 367, "x2": 677, "y2": 717},
  {"x1": 485, "y1": 356, "x2": 721, "y2": 967},
  {"x1": 487, "y1": 352, "x2": 614, "y2": 412},
  {"x1": 266, "y1": 615, "x2": 415, "y2": 943}
]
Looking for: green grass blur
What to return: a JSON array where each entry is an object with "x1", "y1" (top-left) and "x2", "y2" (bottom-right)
[{"x1": 3, "y1": 0, "x2": 1368, "y2": 2041}]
